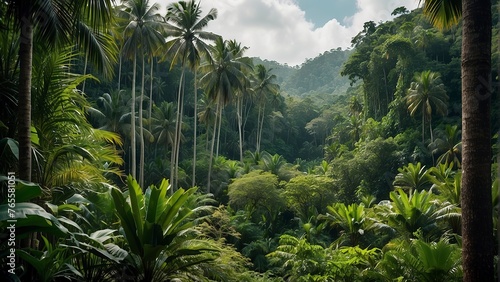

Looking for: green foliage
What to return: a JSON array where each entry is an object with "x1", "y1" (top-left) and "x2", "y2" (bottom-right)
[
  {"x1": 284, "y1": 174, "x2": 337, "y2": 221},
  {"x1": 111, "y1": 175, "x2": 219, "y2": 280},
  {"x1": 377, "y1": 237, "x2": 462, "y2": 281},
  {"x1": 393, "y1": 162, "x2": 432, "y2": 194},
  {"x1": 227, "y1": 170, "x2": 284, "y2": 230}
]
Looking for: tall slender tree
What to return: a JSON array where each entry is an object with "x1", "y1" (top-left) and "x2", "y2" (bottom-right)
[
  {"x1": 121, "y1": 0, "x2": 165, "y2": 186},
  {"x1": 199, "y1": 37, "x2": 251, "y2": 193},
  {"x1": 7, "y1": 0, "x2": 116, "y2": 182},
  {"x1": 406, "y1": 70, "x2": 448, "y2": 143},
  {"x1": 164, "y1": 0, "x2": 218, "y2": 190},
  {"x1": 252, "y1": 64, "x2": 280, "y2": 153},
  {"x1": 421, "y1": 0, "x2": 493, "y2": 280}
]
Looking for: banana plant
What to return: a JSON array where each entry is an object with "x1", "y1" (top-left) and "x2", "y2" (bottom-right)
[{"x1": 111, "y1": 176, "x2": 219, "y2": 281}]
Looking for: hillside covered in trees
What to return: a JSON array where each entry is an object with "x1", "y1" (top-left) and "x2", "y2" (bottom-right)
[{"x1": 1, "y1": 0, "x2": 499, "y2": 281}]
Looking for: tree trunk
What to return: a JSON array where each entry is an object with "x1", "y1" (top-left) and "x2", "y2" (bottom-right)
[
  {"x1": 139, "y1": 55, "x2": 145, "y2": 187},
  {"x1": 237, "y1": 95, "x2": 244, "y2": 162},
  {"x1": 170, "y1": 68, "x2": 185, "y2": 191},
  {"x1": 18, "y1": 7, "x2": 33, "y2": 182},
  {"x1": 130, "y1": 51, "x2": 137, "y2": 179},
  {"x1": 148, "y1": 57, "x2": 154, "y2": 131},
  {"x1": 460, "y1": 0, "x2": 493, "y2": 281},
  {"x1": 207, "y1": 102, "x2": 220, "y2": 193},
  {"x1": 192, "y1": 68, "x2": 198, "y2": 187}
]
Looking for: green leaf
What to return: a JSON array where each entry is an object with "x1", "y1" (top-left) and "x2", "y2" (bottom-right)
[{"x1": 0, "y1": 137, "x2": 19, "y2": 160}]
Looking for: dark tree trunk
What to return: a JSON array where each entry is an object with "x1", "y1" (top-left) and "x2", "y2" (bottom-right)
[
  {"x1": 460, "y1": 0, "x2": 493, "y2": 281},
  {"x1": 18, "y1": 4, "x2": 33, "y2": 182}
]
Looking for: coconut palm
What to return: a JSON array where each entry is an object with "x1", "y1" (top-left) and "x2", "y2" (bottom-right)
[
  {"x1": 199, "y1": 37, "x2": 251, "y2": 193},
  {"x1": 121, "y1": 0, "x2": 165, "y2": 187},
  {"x1": 6, "y1": 0, "x2": 116, "y2": 182},
  {"x1": 406, "y1": 70, "x2": 448, "y2": 144},
  {"x1": 252, "y1": 64, "x2": 280, "y2": 153},
  {"x1": 420, "y1": 1, "x2": 493, "y2": 279},
  {"x1": 164, "y1": 0, "x2": 218, "y2": 190}
]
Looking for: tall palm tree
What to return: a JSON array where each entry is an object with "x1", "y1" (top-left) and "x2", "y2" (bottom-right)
[
  {"x1": 199, "y1": 37, "x2": 251, "y2": 193},
  {"x1": 121, "y1": 0, "x2": 165, "y2": 187},
  {"x1": 7, "y1": 0, "x2": 116, "y2": 182},
  {"x1": 252, "y1": 64, "x2": 280, "y2": 153},
  {"x1": 226, "y1": 40, "x2": 251, "y2": 162},
  {"x1": 406, "y1": 70, "x2": 448, "y2": 143},
  {"x1": 420, "y1": 1, "x2": 493, "y2": 280},
  {"x1": 164, "y1": 0, "x2": 218, "y2": 190}
]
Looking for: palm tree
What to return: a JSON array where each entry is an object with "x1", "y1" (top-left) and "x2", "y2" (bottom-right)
[
  {"x1": 121, "y1": 0, "x2": 165, "y2": 187},
  {"x1": 393, "y1": 162, "x2": 432, "y2": 195},
  {"x1": 199, "y1": 37, "x2": 251, "y2": 193},
  {"x1": 429, "y1": 125, "x2": 462, "y2": 168},
  {"x1": 164, "y1": 0, "x2": 218, "y2": 190},
  {"x1": 90, "y1": 90, "x2": 129, "y2": 135},
  {"x1": 151, "y1": 101, "x2": 177, "y2": 160},
  {"x1": 252, "y1": 64, "x2": 280, "y2": 153},
  {"x1": 7, "y1": 0, "x2": 116, "y2": 182},
  {"x1": 406, "y1": 70, "x2": 448, "y2": 144},
  {"x1": 420, "y1": 1, "x2": 493, "y2": 280}
]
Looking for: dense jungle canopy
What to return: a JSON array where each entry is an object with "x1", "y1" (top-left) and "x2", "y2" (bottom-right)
[{"x1": 0, "y1": 0, "x2": 499, "y2": 281}]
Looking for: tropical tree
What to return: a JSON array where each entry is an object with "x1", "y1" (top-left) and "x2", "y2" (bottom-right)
[
  {"x1": 406, "y1": 70, "x2": 448, "y2": 143},
  {"x1": 199, "y1": 37, "x2": 251, "y2": 192},
  {"x1": 252, "y1": 64, "x2": 280, "y2": 153},
  {"x1": 421, "y1": 1, "x2": 493, "y2": 280},
  {"x1": 121, "y1": 0, "x2": 165, "y2": 187},
  {"x1": 429, "y1": 124, "x2": 462, "y2": 168},
  {"x1": 164, "y1": 0, "x2": 218, "y2": 190},
  {"x1": 6, "y1": 0, "x2": 117, "y2": 182}
]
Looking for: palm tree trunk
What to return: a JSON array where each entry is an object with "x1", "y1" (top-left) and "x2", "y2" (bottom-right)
[
  {"x1": 192, "y1": 68, "x2": 198, "y2": 187},
  {"x1": 215, "y1": 106, "x2": 223, "y2": 158},
  {"x1": 421, "y1": 104, "x2": 425, "y2": 144},
  {"x1": 207, "y1": 102, "x2": 220, "y2": 193},
  {"x1": 118, "y1": 49, "x2": 122, "y2": 91},
  {"x1": 256, "y1": 107, "x2": 262, "y2": 152},
  {"x1": 18, "y1": 10, "x2": 33, "y2": 182},
  {"x1": 237, "y1": 95, "x2": 244, "y2": 162},
  {"x1": 170, "y1": 68, "x2": 185, "y2": 191},
  {"x1": 139, "y1": 55, "x2": 145, "y2": 188},
  {"x1": 460, "y1": 0, "x2": 493, "y2": 281},
  {"x1": 148, "y1": 57, "x2": 154, "y2": 131},
  {"x1": 131, "y1": 51, "x2": 137, "y2": 179},
  {"x1": 257, "y1": 102, "x2": 266, "y2": 152}
]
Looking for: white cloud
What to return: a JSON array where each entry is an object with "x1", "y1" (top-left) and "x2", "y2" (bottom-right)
[{"x1": 154, "y1": 0, "x2": 420, "y2": 66}]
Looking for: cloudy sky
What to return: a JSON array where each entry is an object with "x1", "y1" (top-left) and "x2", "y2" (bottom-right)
[{"x1": 155, "y1": 0, "x2": 420, "y2": 66}]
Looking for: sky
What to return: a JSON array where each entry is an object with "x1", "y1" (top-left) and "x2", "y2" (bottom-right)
[{"x1": 155, "y1": 0, "x2": 421, "y2": 66}]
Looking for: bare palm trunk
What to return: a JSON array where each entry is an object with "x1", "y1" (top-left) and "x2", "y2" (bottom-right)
[
  {"x1": 170, "y1": 68, "x2": 185, "y2": 191},
  {"x1": 236, "y1": 95, "x2": 244, "y2": 162},
  {"x1": 148, "y1": 57, "x2": 154, "y2": 131},
  {"x1": 207, "y1": 102, "x2": 220, "y2": 193},
  {"x1": 118, "y1": 49, "x2": 122, "y2": 91},
  {"x1": 256, "y1": 106, "x2": 262, "y2": 152},
  {"x1": 192, "y1": 69, "x2": 198, "y2": 187},
  {"x1": 130, "y1": 51, "x2": 137, "y2": 179},
  {"x1": 257, "y1": 102, "x2": 266, "y2": 152},
  {"x1": 215, "y1": 107, "x2": 223, "y2": 158},
  {"x1": 461, "y1": 0, "x2": 493, "y2": 281},
  {"x1": 18, "y1": 12, "x2": 33, "y2": 183},
  {"x1": 139, "y1": 55, "x2": 145, "y2": 187}
]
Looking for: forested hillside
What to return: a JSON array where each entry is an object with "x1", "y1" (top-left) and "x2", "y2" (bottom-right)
[
  {"x1": 1, "y1": 1, "x2": 499, "y2": 281},
  {"x1": 254, "y1": 49, "x2": 352, "y2": 99}
]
